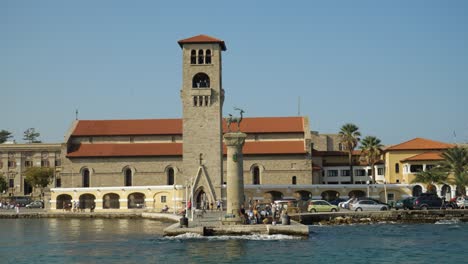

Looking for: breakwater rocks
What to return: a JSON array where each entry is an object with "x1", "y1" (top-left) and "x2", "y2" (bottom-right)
[{"x1": 297, "y1": 209, "x2": 468, "y2": 225}]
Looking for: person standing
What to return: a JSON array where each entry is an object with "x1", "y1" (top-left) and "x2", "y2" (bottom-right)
[{"x1": 15, "y1": 203, "x2": 20, "y2": 214}]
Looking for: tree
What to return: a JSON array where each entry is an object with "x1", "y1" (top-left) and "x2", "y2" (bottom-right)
[
  {"x1": 23, "y1": 128, "x2": 41, "y2": 143},
  {"x1": 440, "y1": 146, "x2": 468, "y2": 195},
  {"x1": 360, "y1": 136, "x2": 384, "y2": 184},
  {"x1": 24, "y1": 167, "x2": 54, "y2": 197},
  {"x1": 0, "y1": 130, "x2": 13, "y2": 143},
  {"x1": 339, "y1": 123, "x2": 361, "y2": 184},
  {"x1": 0, "y1": 173, "x2": 7, "y2": 194},
  {"x1": 411, "y1": 167, "x2": 448, "y2": 193}
]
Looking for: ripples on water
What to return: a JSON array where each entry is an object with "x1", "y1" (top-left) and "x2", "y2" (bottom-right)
[{"x1": 1, "y1": 219, "x2": 467, "y2": 263}]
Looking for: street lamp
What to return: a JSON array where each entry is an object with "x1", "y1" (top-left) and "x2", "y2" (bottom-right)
[
  {"x1": 384, "y1": 180, "x2": 388, "y2": 204},
  {"x1": 366, "y1": 181, "x2": 370, "y2": 198}
]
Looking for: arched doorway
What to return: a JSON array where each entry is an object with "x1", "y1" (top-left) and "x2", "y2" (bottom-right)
[
  {"x1": 412, "y1": 185, "x2": 423, "y2": 197},
  {"x1": 321, "y1": 190, "x2": 340, "y2": 201},
  {"x1": 79, "y1": 194, "x2": 96, "y2": 209},
  {"x1": 196, "y1": 189, "x2": 208, "y2": 210},
  {"x1": 56, "y1": 194, "x2": 72, "y2": 209},
  {"x1": 128, "y1": 192, "x2": 145, "y2": 209},
  {"x1": 103, "y1": 193, "x2": 120, "y2": 209},
  {"x1": 263, "y1": 191, "x2": 283, "y2": 203},
  {"x1": 348, "y1": 190, "x2": 366, "y2": 198},
  {"x1": 441, "y1": 185, "x2": 452, "y2": 201}
]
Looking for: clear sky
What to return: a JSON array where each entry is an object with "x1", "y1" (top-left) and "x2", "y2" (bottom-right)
[{"x1": 2, "y1": 1, "x2": 467, "y2": 145}]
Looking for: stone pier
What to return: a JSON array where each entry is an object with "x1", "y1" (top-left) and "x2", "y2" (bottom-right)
[{"x1": 222, "y1": 132, "x2": 247, "y2": 225}]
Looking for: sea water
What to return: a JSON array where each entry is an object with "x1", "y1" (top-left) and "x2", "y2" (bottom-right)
[{"x1": 1, "y1": 218, "x2": 467, "y2": 263}]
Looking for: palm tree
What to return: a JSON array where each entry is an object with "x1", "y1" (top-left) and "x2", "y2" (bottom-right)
[
  {"x1": 411, "y1": 167, "x2": 448, "y2": 193},
  {"x1": 440, "y1": 146, "x2": 468, "y2": 195},
  {"x1": 339, "y1": 123, "x2": 361, "y2": 184},
  {"x1": 360, "y1": 136, "x2": 384, "y2": 184}
]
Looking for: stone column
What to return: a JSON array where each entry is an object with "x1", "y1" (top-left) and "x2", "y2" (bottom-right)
[{"x1": 223, "y1": 132, "x2": 247, "y2": 225}]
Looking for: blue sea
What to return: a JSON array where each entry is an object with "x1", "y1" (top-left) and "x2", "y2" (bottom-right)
[{"x1": 1, "y1": 218, "x2": 466, "y2": 263}]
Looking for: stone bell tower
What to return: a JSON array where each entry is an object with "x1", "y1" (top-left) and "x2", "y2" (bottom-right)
[{"x1": 178, "y1": 35, "x2": 226, "y2": 204}]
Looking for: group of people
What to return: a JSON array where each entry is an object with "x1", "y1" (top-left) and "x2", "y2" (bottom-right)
[
  {"x1": 62, "y1": 201, "x2": 96, "y2": 212},
  {"x1": 240, "y1": 201, "x2": 285, "y2": 225}
]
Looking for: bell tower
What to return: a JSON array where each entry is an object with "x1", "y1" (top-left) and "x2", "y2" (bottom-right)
[{"x1": 178, "y1": 35, "x2": 226, "y2": 202}]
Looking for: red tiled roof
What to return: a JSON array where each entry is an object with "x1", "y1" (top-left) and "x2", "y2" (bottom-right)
[
  {"x1": 178, "y1": 34, "x2": 227, "y2": 51},
  {"x1": 67, "y1": 140, "x2": 306, "y2": 157},
  {"x1": 67, "y1": 143, "x2": 183, "y2": 158},
  {"x1": 241, "y1": 141, "x2": 306, "y2": 155},
  {"x1": 71, "y1": 117, "x2": 305, "y2": 137},
  {"x1": 401, "y1": 151, "x2": 443, "y2": 162},
  {"x1": 385, "y1": 138, "x2": 454, "y2": 151},
  {"x1": 72, "y1": 119, "x2": 182, "y2": 137}
]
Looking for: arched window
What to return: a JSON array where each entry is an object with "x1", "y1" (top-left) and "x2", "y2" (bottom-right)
[
  {"x1": 198, "y1": 49, "x2": 204, "y2": 64},
  {"x1": 82, "y1": 168, "x2": 90, "y2": 187},
  {"x1": 190, "y1": 50, "x2": 196, "y2": 64},
  {"x1": 192, "y1": 73, "x2": 210, "y2": 88},
  {"x1": 124, "y1": 168, "x2": 132, "y2": 187},
  {"x1": 292, "y1": 176, "x2": 297, "y2": 185},
  {"x1": 395, "y1": 163, "x2": 400, "y2": 173},
  {"x1": 253, "y1": 166, "x2": 260, "y2": 185},
  {"x1": 167, "y1": 167, "x2": 174, "y2": 185},
  {"x1": 205, "y1": 49, "x2": 212, "y2": 64}
]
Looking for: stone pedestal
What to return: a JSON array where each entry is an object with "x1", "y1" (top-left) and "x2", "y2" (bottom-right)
[{"x1": 222, "y1": 132, "x2": 247, "y2": 225}]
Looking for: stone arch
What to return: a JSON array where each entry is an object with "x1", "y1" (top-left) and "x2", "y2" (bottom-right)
[
  {"x1": 79, "y1": 167, "x2": 93, "y2": 188},
  {"x1": 164, "y1": 165, "x2": 178, "y2": 185},
  {"x1": 56, "y1": 194, "x2": 72, "y2": 209},
  {"x1": 250, "y1": 164, "x2": 264, "y2": 185},
  {"x1": 122, "y1": 166, "x2": 135, "y2": 187},
  {"x1": 294, "y1": 190, "x2": 312, "y2": 201},
  {"x1": 192, "y1": 72, "x2": 210, "y2": 88},
  {"x1": 79, "y1": 193, "x2": 96, "y2": 209},
  {"x1": 103, "y1": 193, "x2": 120, "y2": 209},
  {"x1": 128, "y1": 192, "x2": 145, "y2": 209},
  {"x1": 153, "y1": 191, "x2": 170, "y2": 211},
  {"x1": 193, "y1": 187, "x2": 213, "y2": 210},
  {"x1": 348, "y1": 190, "x2": 366, "y2": 198},
  {"x1": 441, "y1": 184, "x2": 452, "y2": 201},
  {"x1": 412, "y1": 185, "x2": 423, "y2": 197},
  {"x1": 190, "y1": 49, "x2": 197, "y2": 64},
  {"x1": 321, "y1": 190, "x2": 340, "y2": 201},
  {"x1": 263, "y1": 191, "x2": 283, "y2": 203}
]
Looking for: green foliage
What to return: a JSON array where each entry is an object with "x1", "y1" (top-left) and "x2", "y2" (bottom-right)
[
  {"x1": 23, "y1": 128, "x2": 41, "y2": 143},
  {"x1": 440, "y1": 146, "x2": 468, "y2": 195},
  {"x1": 0, "y1": 130, "x2": 13, "y2": 144},
  {"x1": 339, "y1": 123, "x2": 361, "y2": 183},
  {"x1": 0, "y1": 173, "x2": 7, "y2": 193},
  {"x1": 360, "y1": 136, "x2": 384, "y2": 184},
  {"x1": 411, "y1": 167, "x2": 449, "y2": 191},
  {"x1": 24, "y1": 167, "x2": 54, "y2": 189}
]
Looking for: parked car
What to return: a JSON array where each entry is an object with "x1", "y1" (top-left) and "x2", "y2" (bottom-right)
[
  {"x1": 350, "y1": 200, "x2": 389, "y2": 211},
  {"x1": 456, "y1": 197, "x2": 468, "y2": 208},
  {"x1": 413, "y1": 193, "x2": 442, "y2": 210},
  {"x1": 356, "y1": 197, "x2": 392, "y2": 208},
  {"x1": 307, "y1": 200, "x2": 339, "y2": 213},
  {"x1": 329, "y1": 198, "x2": 347, "y2": 206},
  {"x1": 338, "y1": 198, "x2": 357, "y2": 209},
  {"x1": 26, "y1": 201, "x2": 44, "y2": 209},
  {"x1": 395, "y1": 197, "x2": 416, "y2": 210}
]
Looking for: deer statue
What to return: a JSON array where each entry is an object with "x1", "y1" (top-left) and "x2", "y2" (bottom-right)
[{"x1": 226, "y1": 107, "x2": 245, "y2": 132}]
